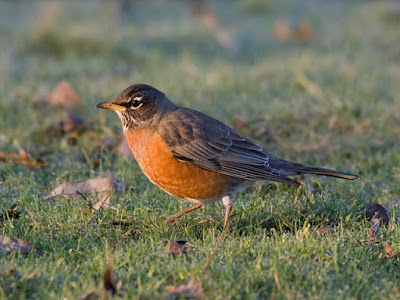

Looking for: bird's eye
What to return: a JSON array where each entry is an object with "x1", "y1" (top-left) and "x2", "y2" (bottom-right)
[{"x1": 129, "y1": 97, "x2": 143, "y2": 109}]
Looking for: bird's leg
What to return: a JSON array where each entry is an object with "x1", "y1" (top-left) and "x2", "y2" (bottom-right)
[
  {"x1": 222, "y1": 194, "x2": 233, "y2": 228},
  {"x1": 167, "y1": 203, "x2": 204, "y2": 224}
]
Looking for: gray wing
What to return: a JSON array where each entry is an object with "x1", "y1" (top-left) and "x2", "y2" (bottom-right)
[{"x1": 159, "y1": 108, "x2": 299, "y2": 185}]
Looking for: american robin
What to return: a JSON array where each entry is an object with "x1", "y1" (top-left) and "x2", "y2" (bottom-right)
[{"x1": 97, "y1": 84, "x2": 358, "y2": 227}]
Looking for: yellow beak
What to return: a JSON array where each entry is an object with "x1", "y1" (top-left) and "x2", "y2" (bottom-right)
[{"x1": 96, "y1": 102, "x2": 126, "y2": 112}]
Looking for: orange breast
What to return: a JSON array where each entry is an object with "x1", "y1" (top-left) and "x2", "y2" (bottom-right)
[{"x1": 124, "y1": 129, "x2": 230, "y2": 202}]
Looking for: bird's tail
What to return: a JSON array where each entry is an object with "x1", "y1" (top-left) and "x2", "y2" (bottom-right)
[
  {"x1": 269, "y1": 157, "x2": 359, "y2": 180},
  {"x1": 294, "y1": 165, "x2": 359, "y2": 180}
]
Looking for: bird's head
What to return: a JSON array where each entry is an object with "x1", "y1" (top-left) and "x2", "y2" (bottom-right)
[{"x1": 96, "y1": 84, "x2": 175, "y2": 130}]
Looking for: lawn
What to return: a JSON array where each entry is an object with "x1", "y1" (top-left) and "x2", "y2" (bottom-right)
[{"x1": 1, "y1": 0, "x2": 400, "y2": 299}]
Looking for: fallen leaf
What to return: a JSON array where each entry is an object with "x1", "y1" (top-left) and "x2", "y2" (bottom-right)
[
  {"x1": 44, "y1": 177, "x2": 123, "y2": 202},
  {"x1": 92, "y1": 192, "x2": 111, "y2": 211},
  {"x1": 117, "y1": 137, "x2": 131, "y2": 159},
  {"x1": 46, "y1": 81, "x2": 81, "y2": 108},
  {"x1": 189, "y1": 0, "x2": 232, "y2": 48},
  {"x1": 0, "y1": 149, "x2": 47, "y2": 169},
  {"x1": 191, "y1": 0, "x2": 218, "y2": 28},
  {"x1": 273, "y1": 19, "x2": 291, "y2": 41},
  {"x1": 0, "y1": 201, "x2": 22, "y2": 222},
  {"x1": 166, "y1": 276, "x2": 203, "y2": 299},
  {"x1": 233, "y1": 116, "x2": 247, "y2": 129},
  {"x1": 78, "y1": 255, "x2": 121, "y2": 300},
  {"x1": 273, "y1": 19, "x2": 314, "y2": 43},
  {"x1": 103, "y1": 257, "x2": 118, "y2": 295},
  {"x1": 315, "y1": 226, "x2": 335, "y2": 235},
  {"x1": 0, "y1": 235, "x2": 43, "y2": 255},
  {"x1": 56, "y1": 113, "x2": 85, "y2": 134},
  {"x1": 292, "y1": 20, "x2": 313, "y2": 43},
  {"x1": 368, "y1": 218, "x2": 379, "y2": 239},
  {"x1": 165, "y1": 240, "x2": 190, "y2": 258},
  {"x1": 92, "y1": 150, "x2": 101, "y2": 170},
  {"x1": 385, "y1": 244, "x2": 394, "y2": 258},
  {"x1": 365, "y1": 203, "x2": 390, "y2": 226}
]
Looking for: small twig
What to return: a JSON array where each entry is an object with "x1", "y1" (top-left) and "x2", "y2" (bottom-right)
[
  {"x1": 293, "y1": 182, "x2": 303, "y2": 206},
  {"x1": 274, "y1": 269, "x2": 282, "y2": 290},
  {"x1": 200, "y1": 220, "x2": 232, "y2": 279},
  {"x1": 76, "y1": 191, "x2": 87, "y2": 201},
  {"x1": 25, "y1": 207, "x2": 38, "y2": 228}
]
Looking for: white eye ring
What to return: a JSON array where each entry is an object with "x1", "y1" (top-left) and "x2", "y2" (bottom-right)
[
  {"x1": 128, "y1": 96, "x2": 143, "y2": 109},
  {"x1": 130, "y1": 102, "x2": 143, "y2": 109}
]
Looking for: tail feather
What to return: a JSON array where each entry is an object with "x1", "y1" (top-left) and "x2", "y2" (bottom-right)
[
  {"x1": 297, "y1": 165, "x2": 359, "y2": 180},
  {"x1": 269, "y1": 157, "x2": 359, "y2": 180}
]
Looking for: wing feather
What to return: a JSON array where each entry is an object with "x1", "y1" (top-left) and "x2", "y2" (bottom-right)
[{"x1": 159, "y1": 108, "x2": 299, "y2": 185}]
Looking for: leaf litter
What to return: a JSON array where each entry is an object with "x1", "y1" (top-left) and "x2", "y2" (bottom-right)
[
  {"x1": 165, "y1": 240, "x2": 190, "y2": 258},
  {"x1": 44, "y1": 177, "x2": 123, "y2": 210},
  {"x1": 273, "y1": 19, "x2": 314, "y2": 43},
  {"x1": 166, "y1": 221, "x2": 232, "y2": 299},
  {"x1": 45, "y1": 81, "x2": 81, "y2": 108},
  {"x1": 0, "y1": 149, "x2": 47, "y2": 169},
  {"x1": 0, "y1": 235, "x2": 43, "y2": 255},
  {"x1": 368, "y1": 218, "x2": 380, "y2": 242},
  {"x1": 365, "y1": 202, "x2": 390, "y2": 226},
  {"x1": 78, "y1": 255, "x2": 122, "y2": 300}
]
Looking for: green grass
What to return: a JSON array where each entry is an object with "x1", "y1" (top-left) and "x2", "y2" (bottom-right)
[{"x1": 1, "y1": 0, "x2": 400, "y2": 299}]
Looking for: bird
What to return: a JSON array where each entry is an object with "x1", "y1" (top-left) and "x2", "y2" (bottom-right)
[{"x1": 96, "y1": 84, "x2": 358, "y2": 228}]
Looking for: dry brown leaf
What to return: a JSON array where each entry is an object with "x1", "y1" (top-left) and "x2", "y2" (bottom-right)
[
  {"x1": 165, "y1": 240, "x2": 190, "y2": 258},
  {"x1": 103, "y1": 257, "x2": 118, "y2": 295},
  {"x1": 273, "y1": 19, "x2": 313, "y2": 43},
  {"x1": 117, "y1": 137, "x2": 131, "y2": 159},
  {"x1": 273, "y1": 20, "x2": 291, "y2": 41},
  {"x1": 46, "y1": 81, "x2": 81, "y2": 108},
  {"x1": 92, "y1": 193, "x2": 111, "y2": 211},
  {"x1": 233, "y1": 116, "x2": 247, "y2": 129},
  {"x1": 368, "y1": 218, "x2": 379, "y2": 240},
  {"x1": 0, "y1": 235, "x2": 42, "y2": 255},
  {"x1": 0, "y1": 149, "x2": 47, "y2": 169},
  {"x1": 292, "y1": 20, "x2": 313, "y2": 43},
  {"x1": 78, "y1": 256, "x2": 121, "y2": 300},
  {"x1": 56, "y1": 114, "x2": 85, "y2": 134},
  {"x1": 189, "y1": 0, "x2": 232, "y2": 48},
  {"x1": 166, "y1": 276, "x2": 203, "y2": 299},
  {"x1": 365, "y1": 203, "x2": 390, "y2": 226},
  {"x1": 44, "y1": 177, "x2": 123, "y2": 203},
  {"x1": 315, "y1": 226, "x2": 335, "y2": 235},
  {"x1": 385, "y1": 244, "x2": 394, "y2": 258},
  {"x1": 92, "y1": 151, "x2": 101, "y2": 170}
]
